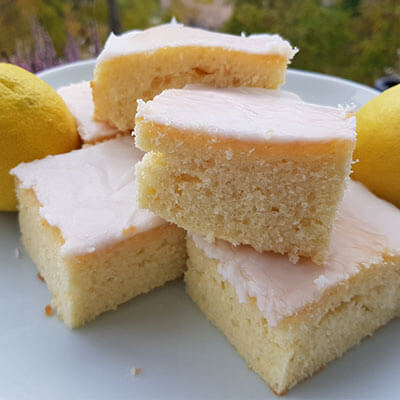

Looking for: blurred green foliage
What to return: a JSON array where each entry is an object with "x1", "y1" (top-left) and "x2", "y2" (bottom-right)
[
  {"x1": 225, "y1": 0, "x2": 400, "y2": 84},
  {"x1": 1, "y1": 0, "x2": 399, "y2": 85}
]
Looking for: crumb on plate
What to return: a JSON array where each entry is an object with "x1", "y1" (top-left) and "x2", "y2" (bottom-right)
[
  {"x1": 45, "y1": 304, "x2": 53, "y2": 316},
  {"x1": 131, "y1": 367, "x2": 142, "y2": 376},
  {"x1": 37, "y1": 272, "x2": 45, "y2": 282}
]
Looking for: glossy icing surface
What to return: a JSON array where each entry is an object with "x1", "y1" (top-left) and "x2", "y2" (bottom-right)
[
  {"x1": 191, "y1": 180, "x2": 400, "y2": 326},
  {"x1": 96, "y1": 23, "x2": 296, "y2": 64},
  {"x1": 58, "y1": 81, "x2": 121, "y2": 142},
  {"x1": 137, "y1": 85, "x2": 356, "y2": 143},
  {"x1": 11, "y1": 137, "x2": 165, "y2": 257}
]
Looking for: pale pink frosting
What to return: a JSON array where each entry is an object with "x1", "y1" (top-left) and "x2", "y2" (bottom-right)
[
  {"x1": 190, "y1": 180, "x2": 400, "y2": 326},
  {"x1": 96, "y1": 23, "x2": 297, "y2": 64},
  {"x1": 11, "y1": 137, "x2": 165, "y2": 257},
  {"x1": 136, "y1": 85, "x2": 356, "y2": 143},
  {"x1": 57, "y1": 81, "x2": 121, "y2": 142}
]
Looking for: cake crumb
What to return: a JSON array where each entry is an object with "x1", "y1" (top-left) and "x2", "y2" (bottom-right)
[
  {"x1": 131, "y1": 367, "x2": 142, "y2": 376},
  {"x1": 45, "y1": 304, "x2": 53, "y2": 316},
  {"x1": 37, "y1": 273, "x2": 45, "y2": 282}
]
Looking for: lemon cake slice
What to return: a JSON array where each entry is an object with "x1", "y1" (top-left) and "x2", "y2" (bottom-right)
[
  {"x1": 57, "y1": 81, "x2": 122, "y2": 143},
  {"x1": 135, "y1": 86, "x2": 356, "y2": 263},
  {"x1": 185, "y1": 180, "x2": 400, "y2": 395},
  {"x1": 11, "y1": 136, "x2": 186, "y2": 328},
  {"x1": 92, "y1": 23, "x2": 297, "y2": 131}
]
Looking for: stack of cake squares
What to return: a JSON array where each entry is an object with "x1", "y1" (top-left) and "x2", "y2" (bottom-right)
[
  {"x1": 134, "y1": 82, "x2": 400, "y2": 394},
  {"x1": 11, "y1": 22, "x2": 400, "y2": 395},
  {"x1": 124, "y1": 25, "x2": 399, "y2": 396}
]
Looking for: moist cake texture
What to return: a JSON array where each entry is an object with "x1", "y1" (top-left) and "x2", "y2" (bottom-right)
[
  {"x1": 11, "y1": 137, "x2": 186, "y2": 328},
  {"x1": 57, "y1": 81, "x2": 122, "y2": 143},
  {"x1": 185, "y1": 180, "x2": 400, "y2": 395},
  {"x1": 135, "y1": 85, "x2": 356, "y2": 263},
  {"x1": 92, "y1": 23, "x2": 297, "y2": 130}
]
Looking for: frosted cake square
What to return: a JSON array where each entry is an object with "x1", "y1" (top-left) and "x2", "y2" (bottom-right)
[
  {"x1": 11, "y1": 137, "x2": 186, "y2": 328},
  {"x1": 92, "y1": 22, "x2": 297, "y2": 131},
  {"x1": 135, "y1": 86, "x2": 356, "y2": 263},
  {"x1": 185, "y1": 180, "x2": 400, "y2": 395},
  {"x1": 57, "y1": 80, "x2": 122, "y2": 143}
]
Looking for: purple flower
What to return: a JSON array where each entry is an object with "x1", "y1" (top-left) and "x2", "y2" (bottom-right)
[
  {"x1": 9, "y1": 54, "x2": 32, "y2": 72},
  {"x1": 7, "y1": 15, "x2": 103, "y2": 73},
  {"x1": 64, "y1": 32, "x2": 81, "y2": 62},
  {"x1": 31, "y1": 17, "x2": 61, "y2": 72},
  {"x1": 89, "y1": 21, "x2": 103, "y2": 57}
]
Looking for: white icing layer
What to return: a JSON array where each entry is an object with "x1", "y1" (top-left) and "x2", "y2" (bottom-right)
[
  {"x1": 136, "y1": 86, "x2": 356, "y2": 143},
  {"x1": 190, "y1": 180, "x2": 400, "y2": 327},
  {"x1": 96, "y1": 23, "x2": 297, "y2": 64},
  {"x1": 57, "y1": 81, "x2": 121, "y2": 142},
  {"x1": 11, "y1": 137, "x2": 165, "y2": 257}
]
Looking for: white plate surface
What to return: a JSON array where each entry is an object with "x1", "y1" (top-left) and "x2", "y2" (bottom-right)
[{"x1": 1, "y1": 61, "x2": 399, "y2": 400}]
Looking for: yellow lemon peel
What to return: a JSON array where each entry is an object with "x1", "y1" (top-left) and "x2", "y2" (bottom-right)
[
  {"x1": 0, "y1": 63, "x2": 80, "y2": 211},
  {"x1": 352, "y1": 84, "x2": 400, "y2": 208}
]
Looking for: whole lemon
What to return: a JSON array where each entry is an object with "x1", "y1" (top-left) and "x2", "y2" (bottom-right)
[
  {"x1": 352, "y1": 84, "x2": 400, "y2": 208},
  {"x1": 0, "y1": 63, "x2": 80, "y2": 211}
]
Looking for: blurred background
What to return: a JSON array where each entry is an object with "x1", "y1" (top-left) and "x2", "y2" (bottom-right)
[{"x1": 1, "y1": 0, "x2": 399, "y2": 87}]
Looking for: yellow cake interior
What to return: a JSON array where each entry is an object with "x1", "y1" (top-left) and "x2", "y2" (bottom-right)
[
  {"x1": 92, "y1": 47, "x2": 288, "y2": 131},
  {"x1": 16, "y1": 185, "x2": 187, "y2": 328},
  {"x1": 136, "y1": 121, "x2": 354, "y2": 263},
  {"x1": 185, "y1": 236, "x2": 400, "y2": 395}
]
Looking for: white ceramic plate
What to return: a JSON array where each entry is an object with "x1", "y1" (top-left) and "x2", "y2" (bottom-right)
[{"x1": 1, "y1": 61, "x2": 398, "y2": 400}]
